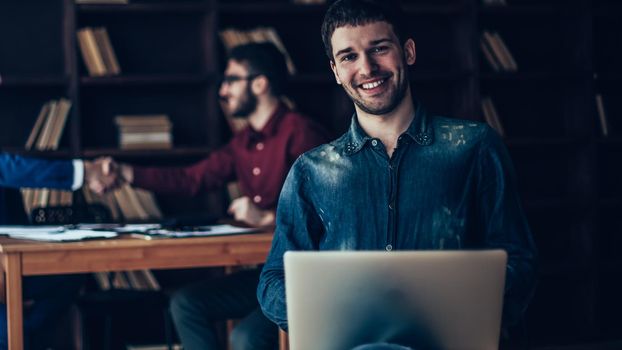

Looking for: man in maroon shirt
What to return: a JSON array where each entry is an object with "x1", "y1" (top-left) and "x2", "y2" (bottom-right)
[{"x1": 96, "y1": 43, "x2": 327, "y2": 350}]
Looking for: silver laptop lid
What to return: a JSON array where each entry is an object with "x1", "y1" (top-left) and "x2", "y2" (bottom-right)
[{"x1": 284, "y1": 250, "x2": 507, "y2": 350}]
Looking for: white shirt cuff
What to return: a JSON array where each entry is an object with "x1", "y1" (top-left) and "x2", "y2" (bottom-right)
[{"x1": 72, "y1": 159, "x2": 84, "y2": 190}]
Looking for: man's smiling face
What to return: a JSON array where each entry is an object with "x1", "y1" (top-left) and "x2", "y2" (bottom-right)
[{"x1": 329, "y1": 21, "x2": 415, "y2": 116}]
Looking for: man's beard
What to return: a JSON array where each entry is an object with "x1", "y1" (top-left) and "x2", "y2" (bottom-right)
[
  {"x1": 231, "y1": 84, "x2": 258, "y2": 118},
  {"x1": 344, "y1": 70, "x2": 409, "y2": 116}
]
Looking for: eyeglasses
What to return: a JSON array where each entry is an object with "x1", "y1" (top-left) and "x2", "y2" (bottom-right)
[{"x1": 221, "y1": 74, "x2": 260, "y2": 85}]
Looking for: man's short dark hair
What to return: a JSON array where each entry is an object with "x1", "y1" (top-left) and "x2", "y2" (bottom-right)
[
  {"x1": 321, "y1": 0, "x2": 408, "y2": 61},
  {"x1": 228, "y1": 42, "x2": 289, "y2": 97}
]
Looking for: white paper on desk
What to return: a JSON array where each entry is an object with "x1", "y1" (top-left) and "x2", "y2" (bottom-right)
[
  {"x1": 0, "y1": 226, "x2": 65, "y2": 234},
  {"x1": 115, "y1": 224, "x2": 162, "y2": 233},
  {"x1": 149, "y1": 224, "x2": 258, "y2": 238},
  {"x1": 7, "y1": 229, "x2": 117, "y2": 242}
]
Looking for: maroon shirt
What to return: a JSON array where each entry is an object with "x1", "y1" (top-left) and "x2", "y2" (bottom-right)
[{"x1": 132, "y1": 104, "x2": 328, "y2": 210}]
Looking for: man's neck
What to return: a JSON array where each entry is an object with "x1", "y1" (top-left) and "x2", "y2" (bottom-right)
[
  {"x1": 248, "y1": 96, "x2": 280, "y2": 131},
  {"x1": 356, "y1": 89, "x2": 415, "y2": 157}
]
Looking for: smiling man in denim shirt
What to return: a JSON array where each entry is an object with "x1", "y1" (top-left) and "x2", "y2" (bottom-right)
[{"x1": 258, "y1": 0, "x2": 537, "y2": 348}]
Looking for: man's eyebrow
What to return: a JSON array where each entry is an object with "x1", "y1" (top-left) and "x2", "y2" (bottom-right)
[
  {"x1": 369, "y1": 38, "x2": 393, "y2": 46},
  {"x1": 334, "y1": 47, "x2": 353, "y2": 58}
]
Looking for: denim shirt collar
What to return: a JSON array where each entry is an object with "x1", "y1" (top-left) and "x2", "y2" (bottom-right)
[{"x1": 342, "y1": 99, "x2": 435, "y2": 156}]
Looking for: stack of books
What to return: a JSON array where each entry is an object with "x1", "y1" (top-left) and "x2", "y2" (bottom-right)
[
  {"x1": 82, "y1": 184, "x2": 163, "y2": 223},
  {"x1": 21, "y1": 98, "x2": 74, "y2": 214},
  {"x1": 480, "y1": 30, "x2": 518, "y2": 72},
  {"x1": 26, "y1": 98, "x2": 72, "y2": 151},
  {"x1": 114, "y1": 115, "x2": 173, "y2": 150},
  {"x1": 219, "y1": 27, "x2": 297, "y2": 75},
  {"x1": 77, "y1": 27, "x2": 121, "y2": 77}
]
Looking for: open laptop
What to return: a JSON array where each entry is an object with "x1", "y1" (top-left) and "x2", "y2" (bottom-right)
[{"x1": 284, "y1": 250, "x2": 507, "y2": 350}]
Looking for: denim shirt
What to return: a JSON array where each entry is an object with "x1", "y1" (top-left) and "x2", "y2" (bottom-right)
[{"x1": 258, "y1": 102, "x2": 537, "y2": 331}]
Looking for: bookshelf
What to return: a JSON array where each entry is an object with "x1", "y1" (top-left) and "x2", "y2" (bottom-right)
[{"x1": 0, "y1": 0, "x2": 621, "y2": 347}]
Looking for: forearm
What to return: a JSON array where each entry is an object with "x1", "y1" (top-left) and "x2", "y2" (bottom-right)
[
  {"x1": 130, "y1": 165, "x2": 206, "y2": 196},
  {"x1": 0, "y1": 154, "x2": 75, "y2": 190},
  {"x1": 257, "y1": 266, "x2": 289, "y2": 331}
]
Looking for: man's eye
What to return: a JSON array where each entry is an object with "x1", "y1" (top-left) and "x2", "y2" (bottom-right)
[
  {"x1": 341, "y1": 54, "x2": 357, "y2": 62},
  {"x1": 372, "y1": 46, "x2": 388, "y2": 53}
]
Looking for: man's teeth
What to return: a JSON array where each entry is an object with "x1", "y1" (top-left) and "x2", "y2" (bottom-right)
[{"x1": 361, "y1": 79, "x2": 385, "y2": 90}]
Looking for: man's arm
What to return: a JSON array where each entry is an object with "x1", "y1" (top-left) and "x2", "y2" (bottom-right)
[
  {"x1": 476, "y1": 127, "x2": 537, "y2": 327},
  {"x1": 118, "y1": 145, "x2": 236, "y2": 197},
  {"x1": 0, "y1": 153, "x2": 78, "y2": 190},
  {"x1": 257, "y1": 159, "x2": 323, "y2": 330}
]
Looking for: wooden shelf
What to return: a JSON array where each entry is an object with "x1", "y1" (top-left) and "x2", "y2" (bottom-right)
[
  {"x1": 81, "y1": 147, "x2": 211, "y2": 158},
  {"x1": 524, "y1": 198, "x2": 588, "y2": 211},
  {"x1": 219, "y1": 2, "x2": 468, "y2": 15},
  {"x1": 0, "y1": 148, "x2": 74, "y2": 158},
  {"x1": 0, "y1": 75, "x2": 68, "y2": 88},
  {"x1": 538, "y1": 261, "x2": 590, "y2": 278},
  {"x1": 80, "y1": 74, "x2": 213, "y2": 87},
  {"x1": 402, "y1": 3, "x2": 469, "y2": 15},
  {"x1": 595, "y1": 138, "x2": 622, "y2": 147},
  {"x1": 479, "y1": 4, "x2": 559, "y2": 16},
  {"x1": 77, "y1": 3, "x2": 211, "y2": 14},
  {"x1": 593, "y1": 4, "x2": 622, "y2": 17},
  {"x1": 598, "y1": 198, "x2": 622, "y2": 210},
  {"x1": 413, "y1": 70, "x2": 472, "y2": 82},
  {"x1": 505, "y1": 137, "x2": 580, "y2": 148},
  {"x1": 594, "y1": 72, "x2": 622, "y2": 81},
  {"x1": 480, "y1": 72, "x2": 584, "y2": 82}
]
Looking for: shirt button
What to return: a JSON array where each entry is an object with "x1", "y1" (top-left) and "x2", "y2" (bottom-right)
[
  {"x1": 253, "y1": 195, "x2": 262, "y2": 203},
  {"x1": 388, "y1": 203, "x2": 394, "y2": 210},
  {"x1": 252, "y1": 167, "x2": 261, "y2": 176},
  {"x1": 256, "y1": 142, "x2": 264, "y2": 151},
  {"x1": 371, "y1": 139, "x2": 378, "y2": 147},
  {"x1": 386, "y1": 244, "x2": 393, "y2": 251}
]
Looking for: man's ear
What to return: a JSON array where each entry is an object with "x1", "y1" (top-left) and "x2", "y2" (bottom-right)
[
  {"x1": 403, "y1": 38, "x2": 416, "y2": 66},
  {"x1": 251, "y1": 75, "x2": 269, "y2": 95},
  {"x1": 330, "y1": 60, "x2": 342, "y2": 85}
]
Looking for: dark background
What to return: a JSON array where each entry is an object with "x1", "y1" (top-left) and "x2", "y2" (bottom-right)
[{"x1": 0, "y1": 0, "x2": 621, "y2": 348}]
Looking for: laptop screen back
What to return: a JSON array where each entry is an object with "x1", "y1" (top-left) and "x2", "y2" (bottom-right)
[{"x1": 284, "y1": 250, "x2": 507, "y2": 350}]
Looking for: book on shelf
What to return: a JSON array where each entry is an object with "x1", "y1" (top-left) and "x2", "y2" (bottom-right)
[
  {"x1": 481, "y1": 96, "x2": 505, "y2": 137},
  {"x1": 219, "y1": 27, "x2": 297, "y2": 75},
  {"x1": 595, "y1": 93, "x2": 610, "y2": 137},
  {"x1": 115, "y1": 114, "x2": 173, "y2": 150},
  {"x1": 481, "y1": 31, "x2": 517, "y2": 72},
  {"x1": 93, "y1": 270, "x2": 160, "y2": 291},
  {"x1": 77, "y1": 27, "x2": 121, "y2": 77},
  {"x1": 21, "y1": 98, "x2": 73, "y2": 214}
]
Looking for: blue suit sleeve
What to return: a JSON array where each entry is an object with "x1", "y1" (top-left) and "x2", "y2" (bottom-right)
[{"x1": 0, "y1": 153, "x2": 74, "y2": 190}]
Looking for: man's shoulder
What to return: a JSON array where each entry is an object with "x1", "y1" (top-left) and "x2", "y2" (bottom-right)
[{"x1": 296, "y1": 133, "x2": 347, "y2": 164}]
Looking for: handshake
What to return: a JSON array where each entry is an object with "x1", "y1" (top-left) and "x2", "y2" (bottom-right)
[{"x1": 83, "y1": 157, "x2": 133, "y2": 195}]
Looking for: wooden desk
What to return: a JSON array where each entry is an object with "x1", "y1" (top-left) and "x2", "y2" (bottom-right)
[{"x1": 0, "y1": 232, "x2": 273, "y2": 350}]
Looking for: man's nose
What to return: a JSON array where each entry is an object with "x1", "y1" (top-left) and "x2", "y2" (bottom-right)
[{"x1": 358, "y1": 53, "x2": 379, "y2": 76}]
